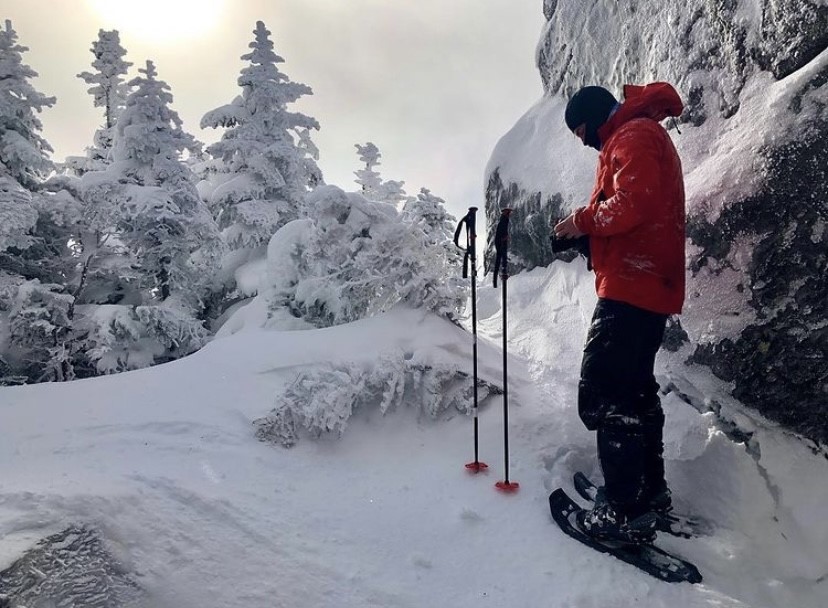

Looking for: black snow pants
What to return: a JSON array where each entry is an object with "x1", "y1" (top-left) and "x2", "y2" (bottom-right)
[{"x1": 578, "y1": 298, "x2": 668, "y2": 518}]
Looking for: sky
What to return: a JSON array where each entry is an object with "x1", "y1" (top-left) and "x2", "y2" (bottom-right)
[{"x1": 4, "y1": 0, "x2": 544, "y2": 222}]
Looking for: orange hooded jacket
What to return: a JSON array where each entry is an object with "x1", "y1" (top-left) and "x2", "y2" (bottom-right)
[{"x1": 572, "y1": 82, "x2": 686, "y2": 315}]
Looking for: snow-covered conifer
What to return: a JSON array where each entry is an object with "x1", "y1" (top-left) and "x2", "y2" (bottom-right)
[
  {"x1": 0, "y1": 177, "x2": 38, "y2": 254},
  {"x1": 255, "y1": 350, "x2": 499, "y2": 447},
  {"x1": 0, "y1": 20, "x2": 56, "y2": 189},
  {"x1": 354, "y1": 142, "x2": 383, "y2": 199},
  {"x1": 378, "y1": 179, "x2": 410, "y2": 208},
  {"x1": 82, "y1": 60, "x2": 220, "y2": 303},
  {"x1": 296, "y1": 128, "x2": 323, "y2": 189},
  {"x1": 78, "y1": 30, "x2": 132, "y2": 130},
  {"x1": 403, "y1": 188, "x2": 459, "y2": 247},
  {"x1": 200, "y1": 21, "x2": 322, "y2": 253},
  {"x1": 41, "y1": 32, "x2": 134, "y2": 316},
  {"x1": 76, "y1": 301, "x2": 210, "y2": 375},
  {"x1": 62, "y1": 61, "x2": 222, "y2": 377},
  {"x1": 8, "y1": 280, "x2": 75, "y2": 382},
  {"x1": 67, "y1": 30, "x2": 132, "y2": 175},
  {"x1": 354, "y1": 142, "x2": 410, "y2": 206},
  {"x1": 0, "y1": 21, "x2": 71, "y2": 324}
]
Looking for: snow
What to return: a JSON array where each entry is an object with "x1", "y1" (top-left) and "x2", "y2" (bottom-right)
[
  {"x1": 2, "y1": 264, "x2": 828, "y2": 607},
  {"x1": 486, "y1": 95, "x2": 595, "y2": 211},
  {"x1": 681, "y1": 49, "x2": 828, "y2": 223}
]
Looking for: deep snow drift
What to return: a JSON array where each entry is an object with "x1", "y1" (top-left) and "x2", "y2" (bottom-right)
[{"x1": 1, "y1": 261, "x2": 827, "y2": 607}]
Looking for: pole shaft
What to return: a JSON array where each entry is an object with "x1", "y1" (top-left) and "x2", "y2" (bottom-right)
[
  {"x1": 501, "y1": 272, "x2": 509, "y2": 483},
  {"x1": 471, "y1": 245, "x2": 480, "y2": 462}
]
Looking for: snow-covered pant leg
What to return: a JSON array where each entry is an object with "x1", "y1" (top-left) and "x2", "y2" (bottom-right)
[
  {"x1": 640, "y1": 394, "x2": 668, "y2": 499},
  {"x1": 597, "y1": 420, "x2": 664, "y2": 518},
  {"x1": 577, "y1": 298, "x2": 668, "y2": 517}
]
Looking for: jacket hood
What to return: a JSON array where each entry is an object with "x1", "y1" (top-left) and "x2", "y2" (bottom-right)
[{"x1": 598, "y1": 82, "x2": 684, "y2": 144}]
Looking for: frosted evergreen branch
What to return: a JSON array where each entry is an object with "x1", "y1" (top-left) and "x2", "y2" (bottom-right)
[{"x1": 254, "y1": 353, "x2": 501, "y2": 448}]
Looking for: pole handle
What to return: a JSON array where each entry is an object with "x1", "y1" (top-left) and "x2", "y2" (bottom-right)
[
  {"x1": 453, "y1": 206, "x2": 478, "y2": 279},
  {"x1": 492, "y1": 208, "x2": 512, "y2": 288}
]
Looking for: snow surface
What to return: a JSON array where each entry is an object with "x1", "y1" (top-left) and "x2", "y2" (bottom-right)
[{"x1": 2, "y1": 261, "x2": 828, "y2": 607}]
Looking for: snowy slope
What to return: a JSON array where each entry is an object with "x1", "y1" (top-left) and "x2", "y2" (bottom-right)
[{"x1": 1, "y1": 265, "x2": 828, "y2": 607}]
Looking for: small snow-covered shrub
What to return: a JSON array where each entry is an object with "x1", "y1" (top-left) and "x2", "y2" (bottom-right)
[
  {"x1": 254, "y1": 350, "x2": 500, "y2": 447},
  {"x1": 263, "y1": 185, "x2": 466, "y2": 327}
]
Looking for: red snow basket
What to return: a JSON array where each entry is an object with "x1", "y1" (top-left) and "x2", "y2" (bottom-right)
[
  {"x1": 495, "y1": 480, "x2": 520, "y2": 493},
  {"x1": 465, "y1": 461, "x2": 489, "y2": 473}
]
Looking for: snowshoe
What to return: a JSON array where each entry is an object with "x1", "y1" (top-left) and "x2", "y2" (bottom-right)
[
  {"x1": 573, "y1": 471, "x2": 712, "y2": 538},
  {"x1": 576, "y1": 501, "x2": 657, "y2": 545},
  {"x1": 549, "y1": 488, "x2": 703, "y2": 584}
]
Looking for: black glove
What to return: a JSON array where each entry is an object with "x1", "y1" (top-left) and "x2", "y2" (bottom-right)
[
  {"x1": 550, "y1": 233, "x2": 587, "y2": 254},
  {"x1": 549, "y1": 231, "x2": 591, "y2": 269}
]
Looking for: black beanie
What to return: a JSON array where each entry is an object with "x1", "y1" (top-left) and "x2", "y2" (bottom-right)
[{"x1": 564, "y1": 86, "x2": 618, "y2": 150}]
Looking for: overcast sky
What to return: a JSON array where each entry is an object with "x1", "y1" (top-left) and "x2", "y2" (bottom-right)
[{"x1": 5, "y1": 0, "x2": 544, "y2": 222}]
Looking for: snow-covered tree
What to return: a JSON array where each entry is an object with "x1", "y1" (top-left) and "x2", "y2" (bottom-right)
[
  {"x1": 0, "y1": 20, "x2": 55, "y2": 190},
  {"x1": 7, "y1": 280, "x2": 75, "y2": 382},
  {"x1": 353, "y1": 142, "x2": 411, "y2": 206},
  {"x1": 66, "y1": 30, "x2": 132, "y2": 175},
  {"x1": 200, "y1": 21, "x2": 322, "y2": 254},
  {"x1": 379, "y1": 179, "x2": 410, "y2": 208},
  {"x1": 255, "y1": 350, "x2": 499, "y2": 447},
  {"x1": 59, "y1": 60, "x2": 222, "y2": 376},
  {"x1": 354, "y1": 142, "x2": 383, "y2": 198},
  {"x1": 296, "y1": 127, "x2": 321, "y2": 189},
  {"x1": 262, "y1": 185, "x2": 467, "y2": 328},
  {"x1": 82, "y1": 60, "x2": 220, "y2": 303},
  {"x1": 75, "y1": 302, "x2": 210, "y2": 375},
  {"x1": 403, "y1": 187, "x2": 463, "y2": 265},
  {"x1": 52, "y1": 31, "x2": 134, "y2": 305},
  {"x1": 0, "y1": 20, "x2": 72, "y2": 370},
  {"x1": 0, "y1": 177, "x2": 38, "y2": 256},
  {"x1": 39, "y1": 172, "x2": 137, "y2": 309},
  {"x1": 78, "y1": 30, "x2": 132, "y2": 130},
  {"x1": 404, "y1": 188, "x2": 457, "y2": 243},
  {"x1": 0, "y1": 20, "x2": 56, "y2": 275}
]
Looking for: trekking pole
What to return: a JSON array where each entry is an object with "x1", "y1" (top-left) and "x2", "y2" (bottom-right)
[
  {"x1": 454, "y1": 207, "x2": 488, "y2": 474},
  {"x1": 492, "y1": 208, "x2": 519, "y2": 493}
]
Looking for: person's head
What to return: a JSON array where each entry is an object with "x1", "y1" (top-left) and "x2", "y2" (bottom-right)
[{"x1": 564, "y1": 86, "x2": 618, "y2": 150}]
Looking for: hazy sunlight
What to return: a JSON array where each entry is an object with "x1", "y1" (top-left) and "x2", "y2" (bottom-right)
[{"x1": 86, "y1": 0, "x2": 225, "y2": 43}]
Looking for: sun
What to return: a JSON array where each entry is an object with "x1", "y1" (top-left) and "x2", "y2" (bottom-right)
[{"x1": 86, "y1": 0, "x2": 225, "y2": 44}]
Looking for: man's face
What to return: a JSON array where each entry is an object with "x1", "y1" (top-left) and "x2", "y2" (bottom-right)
[{"x1": 573, "y1": 123, "x2": 587, "y2": 146}]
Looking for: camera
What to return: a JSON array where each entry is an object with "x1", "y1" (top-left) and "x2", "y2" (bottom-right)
[{"x1": 549, "y1": 219, "x2": 591, "y2": 268}]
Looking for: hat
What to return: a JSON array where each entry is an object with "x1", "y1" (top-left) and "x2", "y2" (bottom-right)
[{"x1": 564, "y1": 86, "x2": 618, "y2": 150}]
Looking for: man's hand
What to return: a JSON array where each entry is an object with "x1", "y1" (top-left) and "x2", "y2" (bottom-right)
[{"x1": 554, "y1": 212, "x2": 585, "y2": 239}]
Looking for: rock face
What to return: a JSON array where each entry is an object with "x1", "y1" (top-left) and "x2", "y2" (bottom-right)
[
  {"x1": 688, "y1": 132, "x2": 828, "y2": 442},
  {"x1": 486, "y1": 1, "x2": 828, "y2": 443}
]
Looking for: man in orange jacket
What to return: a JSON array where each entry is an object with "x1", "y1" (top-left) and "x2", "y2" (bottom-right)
[{"x1": 554, "y1": 83, "x2": 686, "y2": 543}]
